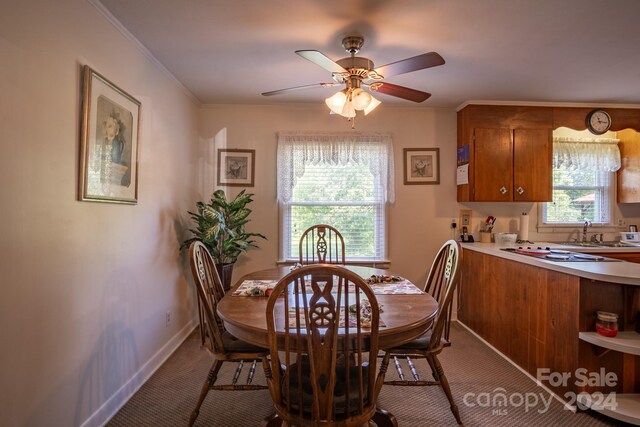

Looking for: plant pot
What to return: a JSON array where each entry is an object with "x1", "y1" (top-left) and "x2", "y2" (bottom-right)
[{"x1": 216, "y1": 263, "x2": 235, "y2": 292}]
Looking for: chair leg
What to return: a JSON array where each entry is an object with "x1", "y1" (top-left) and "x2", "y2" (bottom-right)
[
  {"x1": 428, "y1": 354, "x2": 461, "y2": 425},
  {"x1": 197, "y1": 297, "x2": 205, "y2": 346},
  {"x1": 190, "y1": 359, "x2": 224, "y2": 426},
  {"x1": 425, "y1": 353, "x2": 440, "y2": 382},
  {"x1": 261, "y1": 412, "x2": 283, "y2": 427}
]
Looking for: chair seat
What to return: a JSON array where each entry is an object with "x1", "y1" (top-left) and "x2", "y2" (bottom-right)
[
  {"x1": 394, "y1": 329, "x2": 432, "y2": 350},
  {"x1": 221, "y1": 331, "x2": 266, "y2": 353},
  {"x1": 283, "y1": 361, "x2": 370, "y2": 414}
]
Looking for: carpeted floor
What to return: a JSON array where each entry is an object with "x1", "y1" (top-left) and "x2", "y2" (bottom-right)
[{"x1": 107, "y1": 322, "x2": 630, "y2": 426}]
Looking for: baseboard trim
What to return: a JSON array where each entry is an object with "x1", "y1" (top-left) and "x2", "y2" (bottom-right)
[
  {"x1": 455, "y1": 320, "x2": 576, "y2": 413},
  {"x1": 81, "y1": 319, "x2": 199, "y2": 427}
]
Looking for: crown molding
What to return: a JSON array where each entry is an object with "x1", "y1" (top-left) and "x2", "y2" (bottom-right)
[
  {"x1": 456, "y1": 100, "x2": 640, "y2": 112},
  {"x1": 87, "y1": 0, "x2": 200, "y2": 105}
]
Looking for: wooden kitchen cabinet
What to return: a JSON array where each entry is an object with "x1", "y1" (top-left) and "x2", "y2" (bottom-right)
[
  {"x1": 617, "y1": 129, "x2": 640, "y2": 203},
  {"x1": 458, "y1": 104, "x2": 640, "y2": 203},
  {"x1": 458, "y1": 249, "x2": 636, "y2": 404},
  {"x1": 457, "y1": 105, "x2": 553, "y2": 202}
]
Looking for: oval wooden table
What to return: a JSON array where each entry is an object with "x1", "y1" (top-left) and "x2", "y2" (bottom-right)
[{"x1": 217, "y1": 265, "x2": 439, "y2": 427}]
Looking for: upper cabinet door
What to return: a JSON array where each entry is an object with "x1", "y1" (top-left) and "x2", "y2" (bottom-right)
[
  {"x1": 513, "y1": 128, "x2": 553, "y2": 202},
  {"x1": 474, "y1": 128, "x2": 513, "y2": 201},
  {"x1": 617, "y1": 129, "x2": 640, "y2": 203}
]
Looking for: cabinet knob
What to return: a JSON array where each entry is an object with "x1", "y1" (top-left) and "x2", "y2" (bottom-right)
[
  {"x1": 499, "y1": 186, "x2": 508, "y2": 195},
  {"x1": 516, "y1": 187, "x2": 525, "y2": 195}
]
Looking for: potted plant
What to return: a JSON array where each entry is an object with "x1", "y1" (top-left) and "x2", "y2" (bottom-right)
[{"x1": 182, "y1": 189, "x2": 266, "y2": 291}]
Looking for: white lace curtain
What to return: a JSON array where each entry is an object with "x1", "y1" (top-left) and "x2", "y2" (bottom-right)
[
  {"x1": 553, "y1": 136, "x2": 621, "y2": 172},
  {"x1": 277, "y1": 131, "x2": 395, "y2": 203}
]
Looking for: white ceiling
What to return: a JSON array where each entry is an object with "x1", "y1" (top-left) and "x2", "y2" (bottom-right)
[{"x1": 98, "y1": 0, "x2": 640, "y2": 109}]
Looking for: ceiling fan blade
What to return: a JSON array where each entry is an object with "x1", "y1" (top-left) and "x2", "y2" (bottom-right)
[
  {"x1": 372, "y1": 82, "x2": 431, "y2": 103},
  {"x1": 261, "y1": 82, "x2": 341, "y2": 96},
  {"x1": 295, "y1": 50, "x2": 348, "y2": 74},
  {"x1": 374, "y1": 52, "x2": 445, "y2": 78}
]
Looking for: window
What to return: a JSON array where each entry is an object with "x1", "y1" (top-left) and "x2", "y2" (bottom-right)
[
  {"x1": 541, "y1": 136, "x2": 620, "y2": 225},
  {"x1": 277, "y1": 132, "x2": 394, "y2": 262}
]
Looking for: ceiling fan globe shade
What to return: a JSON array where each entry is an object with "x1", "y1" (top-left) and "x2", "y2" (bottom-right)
[
  {"x1": 340, "y1": 100, "x2": 356, "y2": 118},
  {"x1": 351, "y1": 88, "x2": 372, "y2": 110},
  {"x1": 325, "y1": 90, "x2": 347, "y2": 115},
  {"x1": 363, "y1": 96, "x2": 381, "y2": 115}
]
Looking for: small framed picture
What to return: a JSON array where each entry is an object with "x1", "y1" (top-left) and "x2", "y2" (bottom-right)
[
  {"x1": 630, "y1": 225, "x2": 638, "y2": 232},
  {"x1": 217, "y1": 149, "x2": 255, "y2": 187},
  {"x1": 403, "y1": 148, "x2": 440, "y2": 185},
  {"x1": 79, "y1": 65, "x2": 141, "y2": 204}
]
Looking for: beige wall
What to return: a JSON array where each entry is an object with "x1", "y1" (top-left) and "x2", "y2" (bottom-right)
[
  {"x1": 198, "y1": 104, "x2": 461, "y2": 286},
  {"x1": 3, "y1": 1, "x2": 639, "y2": 426},
  {"x1": 0, "y1": 1, "x2": 200, "y2": 426}
]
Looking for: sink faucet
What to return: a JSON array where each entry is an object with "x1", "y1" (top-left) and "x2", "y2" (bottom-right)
[{"x1": 582, "y1": 221, "x2": 592, "y2": 242}]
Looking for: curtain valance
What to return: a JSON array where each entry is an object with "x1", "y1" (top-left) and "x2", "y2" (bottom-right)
[
  {"x1": 277, "y1": 131, "x2": 395, "y2": 203},
  {"x1": 552, "y1": 136, "x2": 621, "y2": 172}
]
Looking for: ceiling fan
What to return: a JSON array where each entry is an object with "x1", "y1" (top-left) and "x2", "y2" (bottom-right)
[{"x1": 262, "y1": 36, "x2": 445, "y2": 124}]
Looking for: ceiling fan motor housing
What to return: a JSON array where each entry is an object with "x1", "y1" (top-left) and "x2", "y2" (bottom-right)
[{"x1": 342, "y1": 36, "x2": 364, "y2": 54}]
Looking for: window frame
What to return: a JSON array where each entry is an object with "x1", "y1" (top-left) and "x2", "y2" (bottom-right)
[{"x1": 276, "y1": 132, "x2": 394, "y2": 265}]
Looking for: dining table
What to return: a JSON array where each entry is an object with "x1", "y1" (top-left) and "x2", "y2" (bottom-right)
[{"x1": 216, "y1": 264, "x2": 439, "y2": 426}]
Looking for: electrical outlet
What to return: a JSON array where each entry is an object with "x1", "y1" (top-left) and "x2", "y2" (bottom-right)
[
  {"x1": 618, "y1": 219, "x2": 627, "y2": 227},
  {"x1": 165, "y1": 310, "x2": 171, "y2": 327}
]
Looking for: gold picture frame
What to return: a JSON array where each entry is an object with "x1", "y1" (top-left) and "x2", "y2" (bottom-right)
[
  {"x1": 79, "y1": 65, "x2": 141, "y2": 204},
  {"x1": 403, "y1": 148, "x2": 440, "y2": 185},
  {"x1": 217, "y1": 149, "x2": 255, "y2": 187}
]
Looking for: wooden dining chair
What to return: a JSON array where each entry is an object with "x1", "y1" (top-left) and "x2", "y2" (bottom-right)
[
  {"x1": 381, "y1": 240, "x2": 462, "y2": 424},
  {"x1": 299, "y1": 224, "x2": 346, "y2": 265},
  {"x1": 188, "y1": 241, "x2": 268, "y2": 426},
  {"x1": 262, "y1": 264, "x2": 392, "y2": 427},
  {"x1": 423, "y1": 240, "x2": 460, "y2": 346}
]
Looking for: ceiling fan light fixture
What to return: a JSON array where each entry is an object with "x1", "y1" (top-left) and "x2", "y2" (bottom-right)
[
  {"x1": 351, "y1": 88, "x2": 372, "y2": 110},
  {"x1": 325, "y1": 90, "x2": 348, "y2": 115},
  {"x1": 363, "y1": 95, "x2": 381, "y2": 115}
]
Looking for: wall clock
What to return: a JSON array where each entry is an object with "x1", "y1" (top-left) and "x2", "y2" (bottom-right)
[{"x1": 586, "y1": 109, "x2": 612, "y2": 135}]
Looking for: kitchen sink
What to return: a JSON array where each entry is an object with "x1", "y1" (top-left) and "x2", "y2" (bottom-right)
[
  {"x1": 597, "y1": 242, "x2": 628, "y2": 247},
  {"x1": 561, "y1": 242, "x2": 604, "y2": 247},
  {"x1": 561, "y1": 241, "x2": 626, "y2": 248}
]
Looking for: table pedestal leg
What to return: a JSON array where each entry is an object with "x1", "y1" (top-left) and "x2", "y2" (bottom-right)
[{"x1": 372, "y1": 407, "x2": 398, "y2": 427}]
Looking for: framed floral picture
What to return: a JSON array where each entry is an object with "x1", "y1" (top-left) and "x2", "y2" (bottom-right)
[
  {"x1": 217, "y1": 149, "x2": 255, "y2": 187},
  {"x1": 403, "y1": 148, "x2": 440, "y2": 185},
  {"x1": 78, "y1": 65, "x2": 141, "y2": 204}
]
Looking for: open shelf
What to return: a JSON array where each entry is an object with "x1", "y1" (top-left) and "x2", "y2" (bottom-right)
[
  {"x1": 579, "y1": 331, "x2": 640, "y2": 356},
  {"x1": 577, "y1": 393, "x2": 640, "y2": 425}
]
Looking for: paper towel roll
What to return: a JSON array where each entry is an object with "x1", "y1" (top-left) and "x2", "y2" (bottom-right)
[{"x1": 519, "y1": 213, "x2": 529, "y2": 241}]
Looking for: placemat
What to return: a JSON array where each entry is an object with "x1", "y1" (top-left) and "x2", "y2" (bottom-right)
[{"x1": 232, "y1": 278, "x2": 423, "y2": 296}]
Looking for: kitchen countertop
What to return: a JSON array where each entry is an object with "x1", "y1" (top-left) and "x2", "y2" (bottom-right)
[{"x1": 462, "y1": 242, "x2": 640, "y2": 286}]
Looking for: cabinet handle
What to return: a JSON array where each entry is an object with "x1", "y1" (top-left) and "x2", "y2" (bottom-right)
[
  {"x1": 499, "y1": 186, "x2": 508, "y2": 195},
  {"x1": 516, "y1": 187, "x2": 524, "y2": 195}
]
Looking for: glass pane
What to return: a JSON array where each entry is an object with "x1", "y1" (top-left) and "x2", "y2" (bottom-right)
[
  {"x1": 544, "y1": 158, "x2": 612, "y2": 224},
  {"x1": 289, "y1": 205, "x2": 378, "y2": 258},
  {"x1": 545, "y1": 189, "x2": 600, "y2": 223},
  {"x1": 292, "y1": 163, "x2": 377, "y2": 202}
]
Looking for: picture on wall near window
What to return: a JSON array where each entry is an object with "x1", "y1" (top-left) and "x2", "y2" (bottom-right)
[
  {"x1": 217, "y1": 149, "x2": 255, "y2": 187},
  {"x1": 403, "y1": 148, "x2": 440, "y2": 185},
  {"x1": 79, "y1": 65, "x2": 141, "y2": 204}
]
